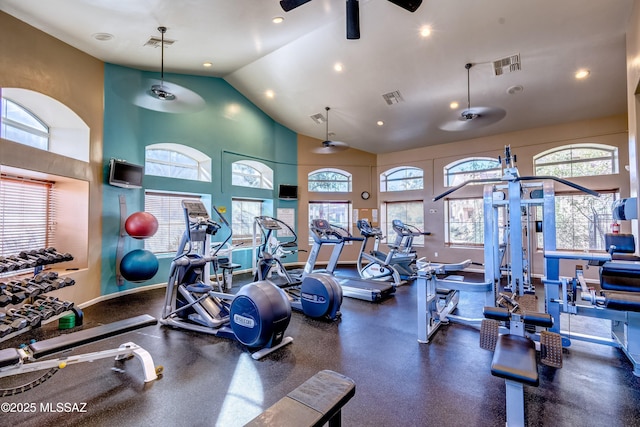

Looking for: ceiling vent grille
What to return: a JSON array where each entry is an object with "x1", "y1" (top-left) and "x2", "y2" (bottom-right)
[
  {"x1": 382, "y1": 90, "x2": 404, "y2": 105},
  {"x1": 493, "y1": 54, "x2": 521, "y2": 76},
  {"x1": 310, "y1": 113, "x2": 326, "y2": 124},
  {"x1": 144, "y1": 36, "x2": 175, "y2": 48}
]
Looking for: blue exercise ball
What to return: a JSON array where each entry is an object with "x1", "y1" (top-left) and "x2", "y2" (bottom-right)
[{"x1": 120, "y1": 249, "x2": 159, "y2": 282}]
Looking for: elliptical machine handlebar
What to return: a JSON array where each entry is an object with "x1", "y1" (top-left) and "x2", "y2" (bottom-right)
[{"x1": 310, "y1": 219, "x2": 364, "y2": 244}]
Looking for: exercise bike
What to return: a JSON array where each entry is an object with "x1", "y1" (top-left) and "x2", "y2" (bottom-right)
[
  {"x1": 160, "y1": 200, "x2": 293, "y2": 360},
  {"x1": 355, "y1": 220, "x2": 402, "y2": 286},
  {"x1": 253, "y1": 216, "x2": 342, "y2": 321}
]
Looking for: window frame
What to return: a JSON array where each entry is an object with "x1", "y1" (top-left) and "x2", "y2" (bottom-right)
[
  {"x1": 380, "y1": 166, "x2": 424, "y2": 192},
  {"x1": 308, "y1": 201, "x2": 353, "y2": 242},
  {"x1": 381, "y1": 200, "x2": 426, "y2": 245},
  {"x1": 232, "y1": 198, "x2": 265, "y2": 245},
  {"x1": 232, "y1": 160, "x2": 274, "y2": 190},
  {"x1": 308, "y1": 168, "x2": 352, "y2": 193},
  {"x1": 533, "y1": 144, "x2": 619, "y2": 178},
  {"x1": 443, "y1": 157, "x2": 501, "y2": 188},
  {"x1": 1, "y1": 97, "x2": 50, "y2": 150},
  {"x1": 145, "y1": 143, "x2": 212, "y2": 182}
]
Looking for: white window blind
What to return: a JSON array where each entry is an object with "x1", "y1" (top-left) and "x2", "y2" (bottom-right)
[
  {"x1": 144, "y1": 191, "x2": 201, "y2": 254},
  {"x1": 0, "y1": 174, "x2": 57, "y2": 256}
]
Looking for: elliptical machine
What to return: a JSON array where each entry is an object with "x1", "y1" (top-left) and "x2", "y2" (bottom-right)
[
  {"x1": 355, "y1": 219, "x2": 402, "y2": 286},
  {"x1": 253, "y1": 216, "x2": 342, "y2": 321},
  {"x1": 160, "y1": 200, "x2": 293, "y2": 360}
]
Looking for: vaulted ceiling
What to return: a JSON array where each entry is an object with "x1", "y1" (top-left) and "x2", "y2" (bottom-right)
[{"x1": 0, "y1": 0, "x2": 633, "y2": 153}]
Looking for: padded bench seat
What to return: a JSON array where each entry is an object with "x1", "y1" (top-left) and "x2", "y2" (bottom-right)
[
  {"x1": 0, "y1": 348, "x2": 20, "y2": 369},
  {"x1": 601, "y1": 261, "x2": 640, "y2": 292},
  {"x1": 245, "y1": 370, "x2": 355, "y2": 427},
  {"x1": 28, "y1": 314, "x2": 157, "y2": 359},
  {"x1": 491, "y1": 334, "x2": 539, "y2": 387},
  {"x1": 603, "y1": 291, "x2": 640, "y2": 312}
]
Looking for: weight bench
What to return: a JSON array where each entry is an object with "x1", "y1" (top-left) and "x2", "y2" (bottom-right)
[
  {"x1": 245, "y1": 370, "x2": 355, "y2": 427},
  {"x1": 482, "y1": 306, "x2": 559, "y2": 427},
  {"x1": 0, "y1": 314, "x2": 160, "y2": 395}
]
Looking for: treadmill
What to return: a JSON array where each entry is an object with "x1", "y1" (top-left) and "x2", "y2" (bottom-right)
[{"x1": 303, "y1": 219, "x2": 395, "y2": 302}]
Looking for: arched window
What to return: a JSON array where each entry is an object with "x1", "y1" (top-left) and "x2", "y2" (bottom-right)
[
  {"x1": 232, "y1": 160, "x2": 274, "y2": 189},
  {"x1": 1, "y1": 88, "x2": 90, "y2": 162},
  {"x1": 308, "y1": 168, "x2": 352, "y2": 192},
  {"x1": 145, "y1": 143, "x2": 212, "y2": 182},
  {"x1": 534, "y1": 144, "x2": 618, "y2": 178},
  {"x1": 1, "y1": 98, "x2": 49, "y2": 150},
  {"x1": 380, "y1": 166, "x2": 423, "y2": 192},
  {"x1": 443, "y1": 158, "x2": 501, "y2": 187}
]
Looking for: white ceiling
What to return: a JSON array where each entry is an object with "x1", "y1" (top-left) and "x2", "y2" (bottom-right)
[{"x1": 0, "y1": 0, "x2": 634, "y2": 154}]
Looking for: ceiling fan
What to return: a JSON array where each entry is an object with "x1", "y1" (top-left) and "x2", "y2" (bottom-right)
[
  {"x1": 312, "y1": 107, "x2": 350, "y2": 154},
  {"x1": 111, "y1": 26, "x2": 206, "y2": 114},
  {"x1": 280, "y1": 0, "x2": 422, "y2": 40},
  {"x1": 439, "y1": 63, "x2": 506, "y2": 132}
]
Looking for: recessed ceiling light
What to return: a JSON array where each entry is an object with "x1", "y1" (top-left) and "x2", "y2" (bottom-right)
[
  {"x1": 265, "y1": 90, "x2": 275, "y2": 99},
  {"x1": 93, "y1": 33, "x2": 114, "y2": 41},
  {"x1": 334, "y1": 63, "x2": 343, "y2": 72},
  {"x1": 419, "y1": 26, "x2": 431, "y2": 38},
  {"x1": 575, "y1": 69, "x2": 590, "y2": 79},
  {"x1": 506, "y1": 85, "x2": 523, "y2": 95},
  {"x1": 377, "y1": 121, "x2": 384, "y2": 126},
  {"x1": 272, "y1": 16, "x2": 284, "y2": 24},
  {"x1": 449, "y1": 101, "x2": 459, "y2": 109},
  {"x1": 202, "y1": 62, "x2": 213, "y2": 68}
]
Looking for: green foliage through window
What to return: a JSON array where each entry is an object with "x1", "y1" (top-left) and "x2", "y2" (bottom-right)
[
  {"x1": 308, "y1": 169, "x2": 352, "y2": 192},
  {"x1": 380, "y1": 167, "x2": 423, "y2": 192},
  {"x1": 534, "y1": 144, "x2": 618, "y2": 178},
  {"x1": 444, "y1": 158, "x2": 501, "y2": 187}
]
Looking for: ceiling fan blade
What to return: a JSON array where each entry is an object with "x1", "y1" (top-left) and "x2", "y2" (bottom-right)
[
  {"x1": 439, "y1": 107, "x2": 506, "y2": 132},
  {"x1": 280, "y1": 0, "x2": 313, "y2": 12},
  {"x1": 113, "y1": 77, "x2": 206, "y2": 114},
  {"x1": 313, "y1": 143, "x2": 349, "y2": 154},
  {"x1": 387, "y1": 0, "x2": 422, "y2": 12},
  {"x1": 346, "y1": 0, "x2": 360, "y2": 40}
]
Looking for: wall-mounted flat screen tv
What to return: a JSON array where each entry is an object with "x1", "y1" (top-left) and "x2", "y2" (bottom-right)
[
  {"x1": 278, "y1": 184, "x2": 298, "y2": 200},
  {"x1": 109, "y1": 158, "x2": 144, "y2": 189}
]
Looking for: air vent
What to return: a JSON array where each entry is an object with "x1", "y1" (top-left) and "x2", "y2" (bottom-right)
[
  {"x1": 382, "y1": 90, "x2": 404, "y2": 105},
  {"x1": 310, "y1": 113, "x2": 326, "y2": 124},
  {"x1": 493, "y1": 54, "x2": 521, "y2": 76},
  {"x1": 144, "y1": 36, "x2": 175, "y2": 48}
]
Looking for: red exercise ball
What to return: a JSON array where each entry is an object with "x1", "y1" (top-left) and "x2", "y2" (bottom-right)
[{"x1": 125, "y1": 212, "x2": 159, "y2": 239}]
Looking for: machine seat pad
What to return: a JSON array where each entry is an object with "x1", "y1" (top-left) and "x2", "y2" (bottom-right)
[
  {"x1": 245, "y1": 370, "x2": 355, "y2": 427},
  {"x1": 601, "y1": 261, "x2": 640, "y2": 292},
  {"x1": 522, "y1": 312, "x2": 553, "y2": 328},
  {"x1": 491, "y1": 335, "x2": 539, "y2": 387},
  {"x1": 0, "y1": 348, "x2": 21, "y2": 368},
  {"x1": 603, "y1": 291, "x2": 640, "y2": 312},
  {"x1": 483, "y1": 306, "x2": 511, "y2": 321},
  {"x1": 605, "y1": 233, "x2": 636, "y2": 254},
  {"x1": 28, "y1": 314, "x2": 157, "y2": 359}
]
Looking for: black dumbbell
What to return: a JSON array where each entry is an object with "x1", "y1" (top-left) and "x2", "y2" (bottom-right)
[
  {"x1": 22, "y1": 303, "x2": 55, "y2": 321},
  {"x1": 8, "y1": 279, "x2": 41, "y2": 298},
  {"x1": 2, "y1": 282, "x2": 27, "y2": 304},
  {"x1": 7, "y1": 308, "x2": 41, "y2": 328},
  {"x1": 35, "y1": 296, "x2": 74, "y2": 315},
  {"x1": 0, "y1": 312, "x2": 28, "y2": 331}
]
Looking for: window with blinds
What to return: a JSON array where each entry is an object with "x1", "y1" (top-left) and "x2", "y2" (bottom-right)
[
  {"x1": 144, "y1": 191, "x2": 202, "y2": 254},
  {"x1": 0, "y1": 174, "x2": 57, "y2": 257}
]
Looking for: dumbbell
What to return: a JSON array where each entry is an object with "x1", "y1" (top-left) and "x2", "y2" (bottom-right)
[
  {"x1": 19, "y1": 250, "x2": 50, "y2": 266},
  {"x1": 1, "y1": 281, "x2": 27, "y2": 304},
  {"x1": 8, "y1": 255, "x2": 37, "y2": 269},
  {"x1": 0, "y1": 285, "x2": 13, "y2": 307},
  {"x1": 35, "y1": 296, "x2": 74, "y2": 315},
  {"x1": 7, "y1": 308, "x2": 42, "y2": 328},
  {"x1": 0, "y1": 257, "x2": 18, "y2": 272},
  {"x1": 29, "y1": 275, "x2": 55, "y2": 293},
  {"x1": 7, "y1": 279, "x2": 42, "y2": 298},
  {"x1": 0, "y1": 256, "x2": 24, "y2": 271},
  {"x1": 0, "y1": 312, "x2": 28, "y2": 331},
  {"x1": 21, "y1": 303, "x2": 55, "y2": 321}
]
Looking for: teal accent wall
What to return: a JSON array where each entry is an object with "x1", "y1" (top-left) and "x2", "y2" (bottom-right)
[{"x1": 101, "y1": 64, "x2": 298, "y2": 295}]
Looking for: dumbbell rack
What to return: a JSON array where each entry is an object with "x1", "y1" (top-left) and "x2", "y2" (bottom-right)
[{"x1": 0, "y1": 248, "x2": 82, "y2": 343}]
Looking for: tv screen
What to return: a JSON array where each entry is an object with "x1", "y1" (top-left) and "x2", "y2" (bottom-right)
[
  {"x1": 278, "y1": 184, "x2": 298, "y2": 200},
  {"x1": 109, "y1": 159, "x2": 144, "y2": 189}
]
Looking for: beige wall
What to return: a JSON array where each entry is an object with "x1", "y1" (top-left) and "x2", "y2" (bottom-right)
[
  {"x1": 0, "y1": 12, "x2": 104, "y2": 304},
  {"x1": 627, "y1": 1, "x2": 640, "y2": 241}
]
